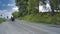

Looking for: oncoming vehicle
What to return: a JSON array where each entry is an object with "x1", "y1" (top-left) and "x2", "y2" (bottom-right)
[{"x1": 11, "y1": 16, "x2": 15, "y2": 21}]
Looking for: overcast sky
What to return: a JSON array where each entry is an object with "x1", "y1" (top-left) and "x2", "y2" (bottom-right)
[{"x1": 0, "y1": 0, "x2": 18, "y2": 18}]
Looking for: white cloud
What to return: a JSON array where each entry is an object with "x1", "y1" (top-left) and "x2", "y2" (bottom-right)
[
  {"x1": 2, "y1": 10, "x2": 7, "y2": 12},
  {"x1": 7, "y1": 3, "x2": 15, "y2": 6},
  {"x1": 0, "y1": 10, "x2": 12, "y2": 19},
  {"x1": 12, "y1": 6, "x2": 18, "y2": 11},
  {"x1": 0, "y1": 10, "x2": 7, "y2": 14},
  {"x1": 0, "y1": 6, "x2": 19, "y2": 19}
]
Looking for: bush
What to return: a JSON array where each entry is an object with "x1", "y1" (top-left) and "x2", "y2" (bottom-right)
[
  {"x1": 0, "y1": 18, "x2": 5, "y2": 23},
  {"x1": 18, "y1": 12, "x2": 60, "y2": 25}
]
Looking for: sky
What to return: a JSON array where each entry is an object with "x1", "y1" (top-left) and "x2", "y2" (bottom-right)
[{"x1": 0, "y1": 0, "x2": 18, "y2": 18}]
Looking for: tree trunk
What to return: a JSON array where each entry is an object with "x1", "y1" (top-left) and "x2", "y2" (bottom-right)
[{"x1": 51, "y1": 8, "x2": 55, "y2": 16}]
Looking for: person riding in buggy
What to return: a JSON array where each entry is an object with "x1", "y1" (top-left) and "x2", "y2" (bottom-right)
[{"x1": 11, "y1": 16, "x2": 15, "y2": 21}]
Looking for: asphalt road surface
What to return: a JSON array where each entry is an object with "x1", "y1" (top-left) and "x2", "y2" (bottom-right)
[{"x1": 0, "y1": 20, "x2": 60, "y2": 34}]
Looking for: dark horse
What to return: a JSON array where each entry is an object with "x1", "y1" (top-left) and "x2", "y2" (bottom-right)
[{"x1": 11, "y1": 16, "x2": 15, "y2": 21}]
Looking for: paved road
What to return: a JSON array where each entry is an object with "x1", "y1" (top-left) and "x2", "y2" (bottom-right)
[{"x1": 0, "y1": 20, "x2": 60, "y2": 34}]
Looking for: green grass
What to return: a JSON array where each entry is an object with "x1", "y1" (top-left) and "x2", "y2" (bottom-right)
[
  {"x1": 0, "y1": 18, "x2": 6, "y2": 23},
  {"x1": 17, "y1": 12, "x2": 60, "y2": 25}
]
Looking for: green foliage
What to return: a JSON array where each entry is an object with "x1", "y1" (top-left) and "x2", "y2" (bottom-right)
[
  {"x1": 0, "y1": 18, "x2": 5, "y2": 23},
  {"x1": 15, "y1": 0, "x2": 28, "y2": 17},
  {"x1": 12, "y1": 11, "x2": 19, "y2": 18},
  {"x1": 15, "y1": 0, "x2": 39, "y2": 17},
  {"x1": 27, "y1": 0, "x2": 38, "y2": 14},
  {"x1": 50, "y1": 0, "x2": 60, "y2": 9},
  {"x1": 19, "y1": 12, "x2": 60, "y2": 25},
  {"x1": 14, "y1": 0, "x2": 60, "y2": 25}
]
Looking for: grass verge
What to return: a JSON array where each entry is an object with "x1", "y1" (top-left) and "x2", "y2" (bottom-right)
[
  {"x1": 0, "y1": 18, "x2": 6, "y2": 24},
  {"x1": 17, "y1": 12, "x2": 60, "y2": 25}
]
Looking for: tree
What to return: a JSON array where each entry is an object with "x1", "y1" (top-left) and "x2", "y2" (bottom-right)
[
  {"x1": 27, "y1": 0, "x2": 39, "y2": 14},
  {"x1": 15, "y1": 0, "x2": 28, "y2": 17},
  {"x1": 15, "y1": 0, "x2": 39, "y2": 17},
  {"x1": 50, "y1": 0, "x2": 60, "y2": 15},
  {"x1": 12, "y1": 11, "x2": 19, "y2": 18}
]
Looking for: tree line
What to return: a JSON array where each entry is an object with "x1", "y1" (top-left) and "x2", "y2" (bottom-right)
[
  {"x1": 14, "y1": 0, "x2": 38, "y2": 17},
  {"x1": 12, "y1": 0, "x2": 60, "y2": 18}
]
